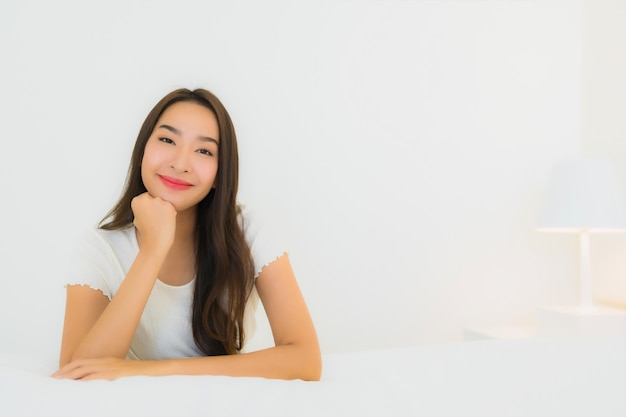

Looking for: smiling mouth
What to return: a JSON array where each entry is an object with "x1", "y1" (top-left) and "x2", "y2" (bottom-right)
[{"x1": 158, "y1": 175, "x2": 192, "y2": 190}]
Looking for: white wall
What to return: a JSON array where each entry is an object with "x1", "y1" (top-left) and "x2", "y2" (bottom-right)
[
  {"x1": 581, "y1": 0, "x2": 626, "y2": 308},
  {"x1": 2, "y1": 0, "x2": 620, "y2": 364}
]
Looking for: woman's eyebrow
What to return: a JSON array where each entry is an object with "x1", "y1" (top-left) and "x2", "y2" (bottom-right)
[
  {"x1": 158, "y1": 124, "x2": 181, "y2": 135},
  {"x1": 158, "y1": 124, "x2": 219, "y2": 145}
]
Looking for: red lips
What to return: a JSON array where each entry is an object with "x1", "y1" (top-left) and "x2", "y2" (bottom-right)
[{"x1": 158, "y1": 175, "x2": 192, "y2": 190}]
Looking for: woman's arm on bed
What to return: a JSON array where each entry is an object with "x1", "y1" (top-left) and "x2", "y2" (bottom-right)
[
  {"x1": 59, "y1": 195, "x2": 176, "y2": 366},
  {"x1": 166, "y1": 253, "x2": 322, "y2": 380},
  {"x1": 59, "y1": 246, "x2": 169, "y2": 366},
  {"x1": 54, "y1": 254, "x2": 322, "y2": 381}
]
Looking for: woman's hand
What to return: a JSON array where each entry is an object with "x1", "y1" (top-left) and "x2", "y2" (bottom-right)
[
  {"x1": 52, "y1": 357, "x2": 161, "y2": 381},
  {"x1": 131, "y1": 192, "x2": 177, "y2": 254}
]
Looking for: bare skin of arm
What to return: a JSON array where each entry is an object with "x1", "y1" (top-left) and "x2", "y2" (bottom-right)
[
  {"x1": 160, "y1": 253, "x2": 321, "y2": 380},
  {"x1": 59, "y1": 249, "x2": 168, "y2": 365},
  {"x1": 58, "y1": 193, "x2": 176, "y2": 366},
  {"x1": 55, "y1": 253, "x2": 321, "y2": 381}
]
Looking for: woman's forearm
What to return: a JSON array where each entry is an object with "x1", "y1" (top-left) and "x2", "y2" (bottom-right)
[
  {"x1": 159, "y1": 344, "x2": 322, "y2": 381},
  {"x1": 69, "y1": 248, "x2": 167, "y2": 362}
]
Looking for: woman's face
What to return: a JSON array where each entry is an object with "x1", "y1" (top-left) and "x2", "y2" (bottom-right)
[{"x1": 141, "y1": 101, "x2": 220, "y2": 213}]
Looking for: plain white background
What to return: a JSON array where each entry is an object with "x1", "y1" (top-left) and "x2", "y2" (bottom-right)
[{"x1": 0, "y1": 0, "x2": 624, "y2": 364}]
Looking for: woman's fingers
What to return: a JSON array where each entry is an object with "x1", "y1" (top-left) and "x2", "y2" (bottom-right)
[
  {"x1": 131, "y1": 192, "x2": 177, "y2": 253},
  {"x1": 52, "y1": 358, "x2": 116, "y2": 380}
]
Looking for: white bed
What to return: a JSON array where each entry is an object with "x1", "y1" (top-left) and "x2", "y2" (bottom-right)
[{"x1": 1, "y1": 337, "x2": 624, "y2": 417}]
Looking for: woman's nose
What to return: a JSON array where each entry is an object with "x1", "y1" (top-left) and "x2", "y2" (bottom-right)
[{"x1": 170, "y1": 148, "x2": 190, "y2": 173}]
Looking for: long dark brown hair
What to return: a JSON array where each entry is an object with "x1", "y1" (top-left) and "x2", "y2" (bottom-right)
[{"x1": 100, "y1": 88, "x2": 255, "y2": 356}]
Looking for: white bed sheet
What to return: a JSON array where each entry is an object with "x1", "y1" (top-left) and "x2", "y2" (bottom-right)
[{"x1": 1, "y1": 337, "x2": 624, "y2": 417}]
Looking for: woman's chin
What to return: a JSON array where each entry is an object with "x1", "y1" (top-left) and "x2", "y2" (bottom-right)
[
  {"x1": 171, "y1": 202, "x2": 198, "y2": 216},
  {"x1": 145, "y1": 188, "x2": 203, "y2": 215}
]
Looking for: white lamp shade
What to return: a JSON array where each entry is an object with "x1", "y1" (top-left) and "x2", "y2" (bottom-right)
[{"x1": 537, "y1": 159, "x2": 626, "y2": 232}]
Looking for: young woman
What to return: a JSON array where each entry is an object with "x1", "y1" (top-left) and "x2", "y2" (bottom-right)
[{"x1": 53, "y1": 88, "x2": 321, "y2": 381}]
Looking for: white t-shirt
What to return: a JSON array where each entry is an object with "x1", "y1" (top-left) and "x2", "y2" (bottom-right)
[{"x1": 65, "y1": 206, "x2": 285, "y2": 360}]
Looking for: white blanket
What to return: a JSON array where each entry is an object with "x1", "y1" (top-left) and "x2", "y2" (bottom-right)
[{"x1": 1, "y1": 337, "x2": 624, "y2": 417}]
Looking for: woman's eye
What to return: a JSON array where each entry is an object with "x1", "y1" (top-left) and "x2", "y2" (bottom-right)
[
  {"x1": 159, "y1": 137, "x2": 174, "y2": 144},
  {"x1": 197, "y1": 149, "x2": 214, "y2": 157}
]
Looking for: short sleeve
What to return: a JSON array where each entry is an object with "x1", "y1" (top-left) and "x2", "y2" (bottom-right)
[
  {"x1": 64, "y1": 227, "x2": 122, "y2": 299},
  {"x1": 239, "y1": 206, "x2": 288, "y2": 279}
]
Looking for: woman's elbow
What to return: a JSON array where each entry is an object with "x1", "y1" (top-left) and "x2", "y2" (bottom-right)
[
  {"x1": 300, "y1": 347, "x2": 322, "y2": 381},
  {"x1": 306, "y1": 360, "x2": 322, "y2": 382}
]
